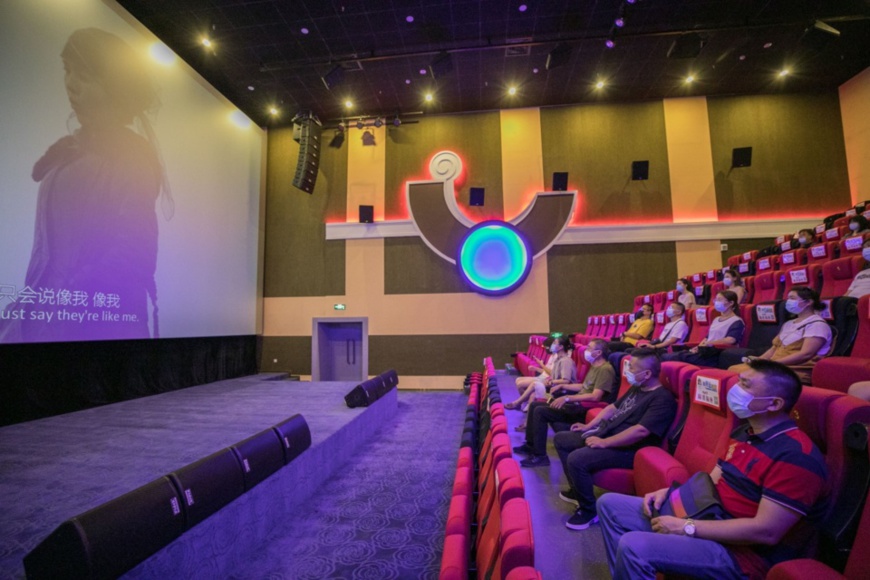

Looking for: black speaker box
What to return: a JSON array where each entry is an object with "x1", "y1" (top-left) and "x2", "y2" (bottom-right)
[
  {"x1": 167, "y1": 448, "x2": 246, "y2": 529},
  {"x1": 732, "y1": 147, "x2": 752, "y2": 168},
  {"x1": 345, "y1": 379, "x2": 378, "y2": 408},
  {"x1": 631, "y1": 160, "x2": 649, "y2": 181},
  {"x1": 292, "y1": 117, "x2": 322, "y2": 194},
  {"x1": 552, "y1": 172, "x2": 568, "y2": 191},
  {"x1": 272, "y1": 414, "x2": 312, "y2": 464},
  {"x1": 470, "y1": 187, "x2": 485, "y2": 206},
  {"x1": 230, "y1": 427, "x2": 286, "y2": 491},
  {"x1": 359, "y1": 205, "x2": 374, "y2": 223},
  {"x1": 24, "y1": 476, "x2": 185, "y2": 580}
]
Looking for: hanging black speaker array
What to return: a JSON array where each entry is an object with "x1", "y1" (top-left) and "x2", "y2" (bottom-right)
[{"x1": 292, "y1": 113, "x2": 322, "y2": 194}]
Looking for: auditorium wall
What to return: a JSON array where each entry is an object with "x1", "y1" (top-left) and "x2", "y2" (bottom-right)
[{"x1": 261, "y1": 87, "x2": 861, "y2": 387}]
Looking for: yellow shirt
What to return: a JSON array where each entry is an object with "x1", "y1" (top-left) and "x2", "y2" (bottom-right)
[{"x1": 624, "y1": 318, "x2": 654, "y2": 345}]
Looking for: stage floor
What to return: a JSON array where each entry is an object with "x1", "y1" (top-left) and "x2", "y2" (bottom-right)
[{"x1": 0, "y1": 374, "x2": 392, "y2": 579}]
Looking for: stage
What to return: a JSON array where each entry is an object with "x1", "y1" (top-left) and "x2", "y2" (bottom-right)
[{"x1": 0, "y1": 374, "x2": 399, "y2": 579}]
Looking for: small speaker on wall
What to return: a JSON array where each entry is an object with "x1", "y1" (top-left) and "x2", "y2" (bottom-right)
[
  {"x1": 732, "y1": 147, "x2": 752, "y2": 168},
  {"x1": 631, "y1": 161, "x2": 649, "y2": 181},
  {"x1": 552, "y1": 172, "x2": 568, "y2": 191},
  {"x1": 359, "y1": 205, "x2": 374, "y2": 223},
  {"x1": 469, "y1": 187, "x2": 485, "y2": 207}
]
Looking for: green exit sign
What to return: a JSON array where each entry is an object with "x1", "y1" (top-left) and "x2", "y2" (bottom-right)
[{"x1": 334, "y1": 303, "x2": 347, "y2": 310}]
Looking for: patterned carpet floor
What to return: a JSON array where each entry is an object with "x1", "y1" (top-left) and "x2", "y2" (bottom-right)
[{"x1": 226, "y1": 390, "x2": 468, "y2": 580}]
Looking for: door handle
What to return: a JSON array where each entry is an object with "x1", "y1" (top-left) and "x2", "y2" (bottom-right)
[{"x1": 346, "y1": 339, "x2": 351, "y2": 364}]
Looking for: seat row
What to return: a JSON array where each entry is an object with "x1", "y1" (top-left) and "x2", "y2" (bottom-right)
[{"x1": 440, "y1": 360, "x2": 542, "y2": 580}]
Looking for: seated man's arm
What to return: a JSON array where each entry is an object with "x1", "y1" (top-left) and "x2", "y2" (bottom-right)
[
  {"x1": 551, "y1": 388, "x2": 605, "y2": 409},
  {"x1": 586, "y1": 424, "x2": 649, "y2": 449},
  {"x1": 572, "y1": 403, "x2": 616, "y2": 431},
  {"x1": 653, "y1": 498, "x2": 801, "y2": 546}
]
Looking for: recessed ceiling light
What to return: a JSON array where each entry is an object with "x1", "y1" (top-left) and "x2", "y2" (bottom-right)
[
  {"x1": 763, "y1": 42, "x2": 773, "y2": 49},
  {"x1": 269, "y1": 107, "x2": 278, "y2": 115},
  {"x1": 615, "y1": 17, "x2": 625, "y2": 28},
  {"x1": 519, "y1": 4, "x2": 528, "y2": 12},
  {"x1": 605, "y1": 38, "x2": 615, "y2": 49},
  {"x1": 685, "y1": 75, "x2": 695, "y2": 83},
  {"x1": 301, "y1": 27, "x2": 309, "y2": 35},
  {"x1": 345, "y1": 100, "x2": 353, "y2": 108},
  {"x1": 247, "y1": 85, "x2": 255, "y2": 91},
  {"x1": 779, "y1": 68, "x2": 790, "y2": 77},
  {"x1": 532, "y1": 67, "x2": 539, "y2": 74},
  {"x1": 419, "y1": 68, "x2": 427, "y2": 75},
  {"x1": 201, "y1": 37, "x2": 212, "y2": 48},
  {"x1": 739, "y1": 54, "x2": 746, "y2": 61},
  {"x1": 405, "y1": 79, "x2": 411, "y2": 84},
  {"x1": 595, "y1": 80, "x2": 605, "y2": 89},
  {"x1": 508, "y1": 86, "x2": 517, "y2": 96},
  {"x1": 406, "y1": 15, "x2": 414, "y2": 23},
  {"x1": 425, "y1": 93, "x2": 433, "y2": 102}
]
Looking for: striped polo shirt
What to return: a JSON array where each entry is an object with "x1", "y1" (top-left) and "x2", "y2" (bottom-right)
[{"x1": 716, "y1": 419, "x2": 828, "y2": 579}]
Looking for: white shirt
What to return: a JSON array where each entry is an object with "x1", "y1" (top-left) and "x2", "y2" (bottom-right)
[
  {"x1": 659, "y1": 319, "x2": 689, "y2": 344},
  {"x1": 847, "y1": 268, "x2": 870, "y2": 299},
  {"x1": 778, "y1": 315, "x2": 833, "y2": 357}
]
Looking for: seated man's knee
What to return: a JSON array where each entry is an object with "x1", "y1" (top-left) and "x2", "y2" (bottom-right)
[{"x1": 553, "y1": 430, "x2": 578, "y2": 453}]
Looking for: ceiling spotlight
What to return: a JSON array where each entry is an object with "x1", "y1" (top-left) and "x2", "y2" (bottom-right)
[
  {"x1": 201, "y1": 37, "x2": 212, "y2": 48},
  {"x1": 374, "y1": 118, "x2": 384, "y2": 128},
  {"x1": 301, "y1": 27, "x2": 309, "y2": 35},
  {"x1": 626, "y1": 0, "x2": 636, "y2": 3},
  {"x1": 425, "y1": 93, "x2": 434, "y2": 102},
  {"x1": 615, "y1": 17, "x2": 625, "y2": 28},
  {"x1": 532, "y1": 67, "x2": 539, "y2": 74},
  {"x1": 595, "y1": 80, "x2": 605, "y2": 89},
  {"x1": 344, "y1": 100, "x2": 353, "y2": 109},
  {"x1": 605, "y1": 38, "x2": 615, "y2": 49},
  {"x1": 519, "y1": 4, "x2": 528, "y2": 12},
  {"x1": 393, "y1": 116, "x2": 401, "y2": 127},
  {"x1": 779, "y1": 68, "x2": 790, "y2": 77},
  {"x1": 337, "y1": 121, "x2": 346, "y2": 132},
  {"x1": 406, "y1": 15, "x2": 414, "y2": 23},
  {"x1": 685, "y1": 75, "x2": 695, "y2": 83},
  {"x1": 269, "y1": 107, "x2": 278, "y2": 115},
  {"x1": 508, "y1": 86, "x2": 517, "y2": 96},
  {"x1": 763, "y1": 42, "x2": 773, "y2": 49},
  {"x1": 356, "y1": 119, "x2": 365, "y2": 130}
]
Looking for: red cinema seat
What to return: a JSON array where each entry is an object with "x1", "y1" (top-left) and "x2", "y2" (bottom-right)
[
  {"x1": 823, "y1": 226, "x2": 847, "y2": 243},
  {"x1": 632, "y1": 369, "x2": 740, "y2": 496},
  {"x1": 738, "y1": 304, "x2": 754, "y2": 347},
  {"x1": 653, "y1": 291, "x2": 668, "y2": 313},
  {"x1": 506, "y1": 567, "x2": 543, "y2": 580},
  {"x1": 582, "y1": 316, "x2": 594, "y2": 335},
  {"x1": 741, "y1": 250, "x2": 759, "y2": 263},
  {"x1": 651, "y1": 311, "x2": 667, "y2": 340},
  {"x1": 774, "y1": 233, "x2": 793, "y2": 246},
  {"x1": 753, "y1": 271, "x2": 784, "y2": 304},
  {"x1": 839, "y1": 232, "x2": 870, "y2": 257},
  {"x1": 710, "y1": 281, "x2": 724, "y2": 299},
  {"x1": 821, "y1": 256, "x2": 864, "y2": 299},
  {"x1": 727, "y1": 255, "x2": 741, "y2": 268},
  {"x1": 439, "y1": 534, "x2": 469, "y2": 580},
  {"x1": 782, "y1": 263, "x2": 824, "y2": 296},
  {"x1": 612, "y1": 313, "x2": 629, "y2": 340},
  {"x1": 780, "y1": 248, "x2": 808, "y2": 269},
  {"x1": 591, "y1": 362, "x2": 698, "y2": 495},
  {"x1": 586, "y1": 356, "x2": 634, "y2": 422},
  {"x1": 833, "y1": 215, "x2": 852, "y2": 229},
  {"x1": 737, "y1": 260, "x2": 754, "y2": 277},
  {"x1": 445, "y1": 493, "x2": 472, "y2": 536},
  {"x1": 683, "y1": 307, "x2": 712, "y2": 347},
  {"x1": 812, "y1": 294, "x2": 870, "y2": 392},
  {"x1": 599, "y1": 315, "x2": 615, "y2": 341},
  {"x1": 634, "y1": 294, "x2": 645, "y2": 312},
  {"x1": 808, "y1": 242, "x2": 837, "y2": 265},
  {"x1": 743, "y1": 275, "x2": 756, "y2": 303},
  {"x1": 491, "y1": 498, "x2": 535, "y2": 580},
  {"x1": 705, "y1": 269, "x2": 719, "y2": 284},
  {"x1": 755, "y1": 255, "x2": 780, "y2": 273},
  {"x1": 693, "y1": 283, "x2": 711, "y2": 306}
]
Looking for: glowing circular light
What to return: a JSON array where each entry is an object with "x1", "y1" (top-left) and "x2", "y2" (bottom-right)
[
  {"x1": 519, "y1": 4, "x2": 528, "y2": 12},
  {"x1": 508, "y1": 86, "x2": 517, "y2": 95},
  {"x1": 605, "y1": 38, "x2": 615, "y2": 49},
  {"x1": 425, "y1": 93, "x2": 433, "y2": 102},
  {"x1": 779, "y1": 68, "x2": 790, "y2": 77},
  {"x1": 301, "y1": 27, "x2": 310, "y2": 35},
  {"x1": 595, "y1": 80, "x2": 605, "y2": 89},
  {"x1": 685, "y1": 75, "x2": 695, "y2": 83},
  {"x1": 615, "y1": 17, "x2": 625, "y2": 28},
  {"x1": 345, "y1": 100, "x2": 353, "y2": 108},
  {"x1": 419, "y1": 68, "x2": 428, "y2": 75},
  {"x1": 406, "y1": 15, "x2": 414, "y2": 23},
  {"x1": 458, "y1": 221, "x2": 532, "y2": 296},
  {"x1": 405, "y1": 78, "x2": 412, "y2": 84},
  {"x1": 149, "y1": 42, "x2": 176, "y2": 65},
  {"x1": 201, "y1": 37, "x2": 212, "y2": 48},
  {"x1": 532, "y1": 67, "x2": 539, "y2": 74}
]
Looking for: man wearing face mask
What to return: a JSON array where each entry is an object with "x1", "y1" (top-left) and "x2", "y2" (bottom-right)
[
  {"x1": 845, "y1": 238, "x2": 870, "y2": 298},
  {"x1": 514, "y1": 339, "x2": 617, "y2": 467},
  {"x1": 596, "y1": 359, "x2": 828, "y2": 580},
  {"x1": 607, "y1": 304, "x2": 655, "y2": 353},
  {"x1": 634, "y1": 302, "x2": 689, "y2": 352},
  {"x1": 792, "y1": 228, "x2": 815, "y2": 250},
  {"x1": 553, "y1": 350, "x2": 677, "y2": 530}
]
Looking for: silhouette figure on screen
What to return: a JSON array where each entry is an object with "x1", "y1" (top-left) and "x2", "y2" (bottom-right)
[{"x1": 1, "y1": 28, "x2": 173, "y2": 343}]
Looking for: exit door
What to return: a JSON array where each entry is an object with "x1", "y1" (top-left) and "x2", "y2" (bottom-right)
[{"x1": 311, "y1": 317, "x2": 369, "y2": 381}]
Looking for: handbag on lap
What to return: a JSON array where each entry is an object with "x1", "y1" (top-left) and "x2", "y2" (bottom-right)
[{"x1": 654, "y1": 472, "x2": 730, "y2": 520}]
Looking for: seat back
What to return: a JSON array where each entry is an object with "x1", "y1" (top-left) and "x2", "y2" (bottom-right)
[
  {"x1": 752, "y1": 271, "x2": 784, "y2": 303},
  {"x1": 755, "y1": 255, "x2": 780, "y2": 273},
  {"x1": 706, "y1": 269, "x2": 720, "y2": 284},
  {"x1": 782, "y1": 263, "x2": 824, "y2": 296},
  {"x1": 684, "y1": 307, "x2": 712, "y2": 345},
  {"x1": 693, "y1": 283, "x2": 711, "y2": 306},
  {"x1": 653, "y1": 291, "x2": 668, "y2": 313},
  {"x1": 823, "y1": 225, "x2": 847, "y2": 243},
  {"x1": 690, "y1": 272, "x2": 705, "y2": 288},
  {"x1": 741, "y1": 250, "x2": 758, "y2": 263},
  {"x1": 727, "y1": 255, "x2": 741, "y2": 268},
  {"x1": 819, "y1": 296, "x2": 859, "y2": 357},
  {"x1": 652, "y1": 311, "x2": 667, "y2": 340},
  {"x1": 792, "y1": 386, "x2": 845, "y2": 455},
  {"x1": 847, "y1": 295, "x2": 870, "y2": 358},
  {"x1": 612, "y1": 313, "x2": 629, "y2": 339},
  {"x1": 774, "y1": 233, "x2": 793, "y2": 246},
  {"x1": 660, "y1": 362, "x2": 701, "y2": 450},
  {"x1": 672, "y1": 369, "x2": 740, "y2": 475},
  {"x1": 780, "y1": 248, "x2": 808, "y2": 269},
  {"x1": 742, "y1": 276, "x2": 756, "y2": 303},
  {"x1": 745, "y1": 300, "x2": 787, "y2": 350},
  {"x1": 736, "y1": 260, "x2": 755, "y2": 277},
  {"x1": 599, "y1": 315, "x2": 614, "y2": 341},
  {"x1": 808, "y1": 242, "x2": 837, "y2": 264},
  {"x1": 844, "y1": 446, "x2": 870, "y2": 578},
  {"x1": 822, "y1": 257, "x2": 863, "y2": 298},
  {"x1": 738, "y1": 304, "x2": 754, "y2": 348},
  {"x1": 634, "y1": 294, "x2": 645, "y2": 312},
  {"x1": 839, "y1": 232, "x2": 870, "y2": 257}
]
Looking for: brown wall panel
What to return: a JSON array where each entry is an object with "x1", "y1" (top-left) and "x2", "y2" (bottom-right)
[
  {"x1": 260, "y1": 336, "x2": 312, "y2": 375},
  {"x1": 369, "y1": 334, "x2": 538, "y2": 375},
  {"x1": 384, "y1": 237, "x2": 470, "y2": 295},
  {"x1": 384, "y1": 113, "x2": 504, "y2": 220},
  {"x1": 547, "y1": 242, "x2": 678, "y2": 332},
  {"x1": 540, "y1": 102, "x2": 673, "y2": 223},
  {"x1": 708, "y1": 93, "x2": 851, "y2": 219},
  {"x1": 264, "y1": 127, "x2": 347, "y2": 297}
]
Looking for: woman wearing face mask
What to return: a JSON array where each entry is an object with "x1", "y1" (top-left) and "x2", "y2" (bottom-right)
[
  {"x1": 506, "y1": 336, "x2": 576, "y2": 413},
  {"x1": 513, "y1": 337, "x2": 557, "y2": 398},
  {"x1": 634, "y1": 302, "x2": 689, "y2": 352},
  {"x1": 730, "y1": 286, "x2": 832, "y2": 384},
  {"x1": 675, "y1": 279, "x2": 696, "y2": 309},
  {"x1": 722, "y1": 269, "x2": 746, "y2": 304},
  {"x1": 661, "y1": 291, "x2": 744, "y2": 367},
  {"x1": 845, "y1": 215, "x2": 870, "y2": 238},
  {"x1": 846, "y1": 238, "x2": 870, "y2": 298}
]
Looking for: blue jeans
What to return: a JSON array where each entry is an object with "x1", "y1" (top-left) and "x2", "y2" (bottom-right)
[{"x1": 597, "y1": 493, "x2": 744, "y2": 580}]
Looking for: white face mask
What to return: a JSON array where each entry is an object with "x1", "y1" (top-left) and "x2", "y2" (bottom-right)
[
  {"x1": 850, "y1": 222, "x2": 860, "y2": 231},
  {"x1": 862, "y1": 248, "x2": 870, "y2": 261},
  {"x1": 798, "y1": 236, "x2": 807, "y2": 245},
  {"x1": 550, "y1": 344, "x2": 559, "y2": 354},
  {"x1": 623, "y1": 368, "x2": 646, "y2": 386},
  {"x1": 723, "y1": 277, "x2": 733, "y2": 287},
  {"x1": 727, "y1": 385, "x2": 776, "y2": 419},
  {"x1": 714, "y1": 300, "x2": 729, "y2": 313},
  {"x1": 666, "y1": 307, "x2": 676, "y2": 318},
  {"x1": 583, "y1": 350, "x2": 597, "y2": 364},
  {"x1": 676, "y1": 283, "x2": 685, "y2": 292},
  {"x1": 785, "y1": 299, "x2": 804, "y2": 315}
]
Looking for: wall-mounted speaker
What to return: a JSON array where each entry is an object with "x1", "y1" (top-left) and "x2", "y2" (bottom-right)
[
  {"x1": 359, "y1": 205, "x2": 374, "y2": 223},
  {"x1": 469, "y1": 187, "x2": 485, "y2": 207},
  {"x1": 631, "y1": 161, "x2": 649, "y2": 181},
  {"x1": 292, "y1": 114, "x2": 322, "y2": 194},
  {"x1": 732, "y1": 147, "x2": 752, "y2": 168},
  {"x1": 552, "y1": 172, "x2": 568, "y2": 191}
]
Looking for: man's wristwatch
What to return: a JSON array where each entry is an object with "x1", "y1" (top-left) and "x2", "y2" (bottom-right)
[{"x1": 683, "y1": 518, "x2": 696, "y2": 537}]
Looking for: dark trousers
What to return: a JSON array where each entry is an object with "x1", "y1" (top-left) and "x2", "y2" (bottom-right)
[
  {"x1": 524, "y1": 401, "x2": 586, "y2": 456},
  {"x1": 554, "y1": 431, "x2": 637, "y2": 514}
]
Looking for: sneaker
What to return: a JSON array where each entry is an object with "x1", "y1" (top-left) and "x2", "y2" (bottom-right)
[
  {"x1": 512, "y1": 443, "x2": 534, "y2": 455},
  {"x1": 565, "y1": 510, "x2": 599, "y2": 531},
  {"x1": 558, "y1": 488, "x2": 580, "y2": 507},
  {"x1": 520, "y1": 455, "x2": 550, "y2": 468}
]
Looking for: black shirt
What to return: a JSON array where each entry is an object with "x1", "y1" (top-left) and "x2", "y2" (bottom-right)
[{"x1": 595, "y1": 385, "x2": 677, "y2": 451}]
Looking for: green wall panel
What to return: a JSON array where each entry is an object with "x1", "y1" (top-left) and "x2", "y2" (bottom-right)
[
  {"x1": 384, "y1": 237, "x2": 470, "y2": 295},
  {"x1": 264, "y1": 127, "x2": 347, "y2": 297},
  {"x1": 547, "y1": 241, "x2": 678, "y2": 332},
  {"x1": 540, "y1": 102, "x2": 673, "y2": 223},
  {"x1": 708, "y1": 92, "x2": 851, "y2": 220},
  {"x1": 384, "y1": 112, "x2": 504, "y2": 220}
]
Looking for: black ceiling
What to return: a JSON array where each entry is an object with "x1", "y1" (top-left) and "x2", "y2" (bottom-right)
[{"x1": 116, "y1": 0, "x2": 870, "y2": 127}]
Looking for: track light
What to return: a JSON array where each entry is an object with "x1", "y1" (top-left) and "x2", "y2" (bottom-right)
[
  {"x1": 356, "y1": 119, "x2": 365, "y2": 130},
  {"x1": 374, "y1": 118, "x2": 384, "y2": 128},
  {"x1": 393, "y1": 116, "x2": 401, "y2": 127}
]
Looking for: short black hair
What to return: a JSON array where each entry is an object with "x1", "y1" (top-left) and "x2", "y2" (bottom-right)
[
  {"x1": 557, "y1": 336, "x2": 573, "y2": 352},
  {"x1": 788, "y1": 286, "x2": 824, "y2": 312},
  {"x1": 588, "y1": 338, "x2": 610, "y2": 357},
  {"x1": 669, "y1": 302, "x2": 685, "y2": 314},
  {"x1": 631, "y1": 349, "x2": 661, "y2": 378},
  {"x1": 850, "y1": 215, "x2": 869, "y2": 231},
  {"x1": 747, "y1": 359, "x2": 802, "y2": 412}
]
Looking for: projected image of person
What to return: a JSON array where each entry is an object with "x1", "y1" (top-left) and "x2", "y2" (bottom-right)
[{"x1": 0, "y1": 28, "x2": 172, "y2": 343}]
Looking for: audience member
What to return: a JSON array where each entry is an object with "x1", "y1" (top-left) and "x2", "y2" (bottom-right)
[
  {"x1": 729, "y1": 286, "x2": 831, "y2": 384},
  {"x1": 722, "y1": 269, "x2": 746, "y2": 304},
  {"x1": 661, "y1": 290, "x2": 744, "y2": 368},
  {"x1": 513, "y1": 339, "x2": 617, "y2": 467},
  {"x1": 553, "y1": 350, "x2": 677, "y2": 530},
  {"x1": 794, "y1": 228, "x2": 816, "y2": 250},
  {"x1": 675, "y1": 278, "x2": 696, "y2": 309},
  {"x1": 510, "y1": 338, "x2": 556, "y2": 410},
  {"x1": 505, "y1": 336, "x2": 576, "y2": 416},
  {"x1": 607, "y1": 304, "x2": 654, "y2": 352},
  {"x1": 634, "y1": 302, "x2": 689, "y2": 352},
  {"x1": 845, "y1": 214, "x2": 870, "y2": 238},
  {"x1": 845, "y1": 238, "x2": 870, "y2": 298},
  {"x1": 597, "y1": 359, "x2": 828, "y2": 580}
]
